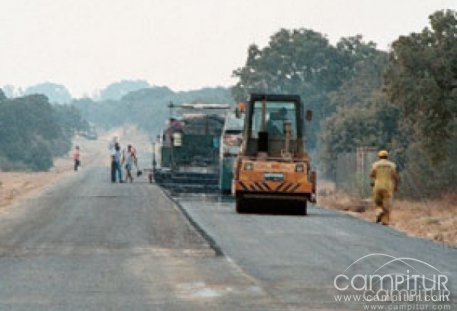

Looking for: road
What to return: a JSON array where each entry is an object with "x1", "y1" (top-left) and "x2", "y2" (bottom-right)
[
  {"x1": 0, "y1": 167, "x2": 279, "y2": 311},
  {"x1": 0, "y1": 164, "x2": 455, "y2": 310},
  {"x1": 176, "y1": 195, "x2": 457, "y2": 310}
]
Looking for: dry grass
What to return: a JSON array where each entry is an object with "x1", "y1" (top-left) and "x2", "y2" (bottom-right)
[
  {"x1": 391, "y1": 196, "x2": 457, "y2": 246},
  {"x1": 318, "y1": 181, "x2": 457, "y2": 247}
]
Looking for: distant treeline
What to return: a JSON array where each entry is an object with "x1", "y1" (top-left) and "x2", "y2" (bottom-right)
[
  {"x1": 2, "y1": 80, "x2": 153, "y2": 105},
  {"x1": 0, "y1": 90, "x2": 89, "y2": 171},
  {"x1": 232, "y1": 9, "x2": 457, "y2": 197},
  {"x1": 73, "y1": 86, "x2": 234, "y2": 137}
]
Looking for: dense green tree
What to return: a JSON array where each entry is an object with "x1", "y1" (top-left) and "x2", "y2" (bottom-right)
[
  {"x1": 326, "y1": 51, "x2": 388, "y2": 115},
  {"x1": 384, "y1": 9, "x2": 457, "y2": 163},
  {"x1": 0, "y1": 95, "x2": 58, "y2": 170},
  {"x1": 232, "y1": 29, "x2": 381, "y2": 148},
  {"x1": 232, "y1": 31, "x2": 384, "y2": 110},
  {"x1": 320, "y1": 93, "x2": 400, "y2": 177},
  {"x1": 319, "y1": 47, "x2": 390, "y2": 177},
  {"x1": 232, "y1": 29, "x2": 349, "y2": 105},
  {"x1": 398, "y1": 139, "x2": 457, "y2": 197},
  {"x1": 0, "y1": 94, "x2": 89, "y2": 171}
]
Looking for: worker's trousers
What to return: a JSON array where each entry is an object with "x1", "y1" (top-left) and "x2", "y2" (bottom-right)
[
  {"x1": 373, "y1": 188, "x2": 392, "y2": 225},
  {"x1": 111, "y1": 161, "x2": 123, "y2": 182}
]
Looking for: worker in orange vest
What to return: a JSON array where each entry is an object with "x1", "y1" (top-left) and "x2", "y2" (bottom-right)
[{"x1": 370, "y1": 150, "x2": 400, "y2": 225}]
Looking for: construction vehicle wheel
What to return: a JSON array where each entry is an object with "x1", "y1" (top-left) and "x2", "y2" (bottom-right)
[
  {"x1": 236, "y1": 195, "x2": 248, "y2": 213},
  {"x1": 296, "y1": 201, "x2": 307, "y2": 216}
]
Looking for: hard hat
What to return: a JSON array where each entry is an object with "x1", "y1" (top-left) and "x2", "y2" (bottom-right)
[{"x1": 378, "y1": 150, "x2": 389, "y2": 158}]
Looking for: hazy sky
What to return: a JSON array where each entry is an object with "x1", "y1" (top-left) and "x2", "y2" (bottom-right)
[{"x1": 1, "y1": 0, "x2": 456, "y2": 97}]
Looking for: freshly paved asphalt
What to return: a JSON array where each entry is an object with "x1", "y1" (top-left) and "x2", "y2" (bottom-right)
[{"x1": 176, "y1": 194, "x2": 457, "y2": 310}]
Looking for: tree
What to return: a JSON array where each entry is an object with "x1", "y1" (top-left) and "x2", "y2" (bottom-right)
[
  {"x1": 232, "y1": 29, "x2": 350, "y2": 105},
  {"x1": 232, "y1": 29, "x2": 381, "y2": 149},
  {"x1": 326, "y1": 51, "x2": 388, "y2": 115},
  {"x1": 24, "y1": 82, "x2": 73, "y2": 104},
  {"x1": 320, "y1": 93, "x2": 400, "y2": 177},
  {"x1": 98, "y1": 80, "x2": 151, "y2": 101},
  {"x1": 318, "y1": 39, "x2": 394, "y2": 177},
  {"x1": 384, "y1": 9, "x2": 457, "y2": 163},
  {"x1": 0, "y1": 89, "x2": 6, "y2": 101},
  {"x1": 0, "y1": 94, "x2": 89, "y2": 171}
]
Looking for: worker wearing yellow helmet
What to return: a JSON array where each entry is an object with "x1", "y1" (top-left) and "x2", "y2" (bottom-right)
[{"x1": 369, "y1": 150, "x2": 400, "y2": 225}]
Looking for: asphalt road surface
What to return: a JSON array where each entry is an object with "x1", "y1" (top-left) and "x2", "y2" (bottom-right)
[
  {"x1": 175, "y1": 194, "x2": 457, "y2": 310},
  {"x1": 0, "y1": 164, "x2": 455, "y2": 310},
  {"x1": 0, "y1": 167, "x2": 278, "y2": 311}
]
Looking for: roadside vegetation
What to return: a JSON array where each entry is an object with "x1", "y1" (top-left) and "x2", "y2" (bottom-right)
[{"x1": 0, "y1": 90, "x2": 89, "y2": 171}]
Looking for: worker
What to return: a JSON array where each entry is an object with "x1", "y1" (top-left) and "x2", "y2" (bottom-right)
[
  {"x1": 111, "y1": 143, "x2": 123, "y2": 183},
  {"x1": 266, "y1": 107, "x2": 287, "y2": 137},
  {"x1": 122, "y1": 144, "x2": 138, "y2": 183},
  {"x1": 169, "y1": 118, "x2": 183, "y2": 133},
  {"x1": 370, "y1": 150, "x2": 400, "y2": 225},
  {"x1": 165, "y1": 118, "x2": 183, "y2": 144},
  {"x1": 73, "y1": 146, "x2": 81, "y2": 171}
]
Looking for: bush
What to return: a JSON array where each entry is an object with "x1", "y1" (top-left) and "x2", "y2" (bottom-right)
[{"x1": 397, "y1": 141, "x2": 457, "y2": 198}]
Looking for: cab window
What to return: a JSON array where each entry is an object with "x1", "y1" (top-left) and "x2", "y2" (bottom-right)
[{"x1": 251, "y1": 102, "x2": 297, "y2": 139}]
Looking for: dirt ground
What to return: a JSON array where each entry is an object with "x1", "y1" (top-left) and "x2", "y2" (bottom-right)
[
  {"x1": 318, "y1": 181, "x2": 457, "y2": 247},
  {"x1": 0, "y1": 126, "x2": 145, "y2": 211}
]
